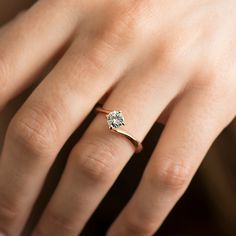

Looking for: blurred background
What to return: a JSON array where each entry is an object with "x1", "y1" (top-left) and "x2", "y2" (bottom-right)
[{"x1": 0, "y1": 1, "x2": 235, "y2": 235}]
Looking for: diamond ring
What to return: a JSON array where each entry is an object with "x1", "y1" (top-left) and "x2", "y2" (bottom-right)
[{"x1": 95, "y1": 107, "x2": 143, "y2": 153}]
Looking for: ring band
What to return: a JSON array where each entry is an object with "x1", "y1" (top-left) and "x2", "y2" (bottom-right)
[{"x1": 95, "y1": 107, "x2": 143, "y2": 153}]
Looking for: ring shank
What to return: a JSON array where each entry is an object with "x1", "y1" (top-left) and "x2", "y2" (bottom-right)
[
  {"x1": 95, "y1": 107, "x2": 111, "y2": 115},
  {"x1": 95, "y1": 107, "x2": 143, "y2": 153},
  {"x1": 111, "y1": 128, "x2": 143, "y2": 153}
]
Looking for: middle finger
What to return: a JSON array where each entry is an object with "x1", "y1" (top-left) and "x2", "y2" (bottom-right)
[{"x1": 0, "y1": 25, "x2": 132, "y2": 235}]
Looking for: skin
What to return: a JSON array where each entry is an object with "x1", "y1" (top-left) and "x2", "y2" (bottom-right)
[{"x1": 0, "y1": 0, "x2": 235, "y2": 235}]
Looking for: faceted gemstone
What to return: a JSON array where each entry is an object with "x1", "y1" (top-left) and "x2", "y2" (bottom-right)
[{"x1": 107, "y1": 111, "x2": 125, "y2": 129}]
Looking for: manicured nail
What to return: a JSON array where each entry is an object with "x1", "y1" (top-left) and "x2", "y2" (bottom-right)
[{"x1": 0, "y1": 232, "x2": 5, "y2": 236}]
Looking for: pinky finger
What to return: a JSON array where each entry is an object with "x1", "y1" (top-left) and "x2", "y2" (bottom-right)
[{"x1": 107, "y1": 86, "x2": 234, "y2": 236}]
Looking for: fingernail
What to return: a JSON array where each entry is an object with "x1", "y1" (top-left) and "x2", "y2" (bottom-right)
[{"x1": 0, "y1": 232, "x2": 5, "y2": 236}]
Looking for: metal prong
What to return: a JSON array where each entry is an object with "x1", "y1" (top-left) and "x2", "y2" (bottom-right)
[{"x1": 122, "y1": 123, "x2": 125, "y2": 126}]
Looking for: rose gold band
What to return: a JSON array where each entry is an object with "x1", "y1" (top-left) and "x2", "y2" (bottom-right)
[{"x1": 95, "y1": 107, "x2": 143, "y2": 153}]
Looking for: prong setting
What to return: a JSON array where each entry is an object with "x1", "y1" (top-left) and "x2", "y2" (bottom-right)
[
  {"x1": 96, "y1": 106, "x2": 143, "y2": 153},
  {"x1": 107, "y1": 110, "x2": 125, "y2": 129}
]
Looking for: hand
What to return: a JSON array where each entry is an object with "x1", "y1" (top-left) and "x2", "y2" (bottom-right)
[{"x1": 0, "y1": 0, "x2": 235, "y2": 235}]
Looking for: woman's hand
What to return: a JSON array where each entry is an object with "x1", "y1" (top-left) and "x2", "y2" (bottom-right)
[{"x1": 0, "y1": 0, "x2": 235, "y2": 235}]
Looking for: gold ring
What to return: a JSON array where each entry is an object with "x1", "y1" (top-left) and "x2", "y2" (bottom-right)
[{"x1": 95, "y1": 107, "x2": 143, "y2": 153}]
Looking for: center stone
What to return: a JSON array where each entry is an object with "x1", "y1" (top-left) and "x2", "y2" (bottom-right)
[{"x1": 107, "y1": 111, "x2": 125, "y2": 129}]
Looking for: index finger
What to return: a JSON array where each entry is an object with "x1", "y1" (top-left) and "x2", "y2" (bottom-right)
[{"x1": 0, "y1": 0, "x2": 80, "y2": 109}]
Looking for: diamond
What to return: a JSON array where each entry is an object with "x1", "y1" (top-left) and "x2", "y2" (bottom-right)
[{"x1": 107, "y1": 111, "x2": 125, "y2": 129}]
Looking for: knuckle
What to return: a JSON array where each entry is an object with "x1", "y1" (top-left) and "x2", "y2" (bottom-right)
[
  {"x1": 195, "y1": 69, "x2": 221, "y2": 90},
  {"x1": 191, "y1": 68, "x2": 229, "y2": 102},
  {"x1": 73, "y1": 35, "x2": 114, "y2": 73},
  {"x1": 149, "y1": 157, "x2": 192, "y2": 191},
  {"x1": 81, "y1": 27, "x2": 129, "y2": 72},
  {"x1": 73, "y1": 137, "x2": 118, "y2": 182},
  {"x1": 124, "y1": 217, "x2": 156, "y2": 235},
  {"x1": 8, "y1": 103, "x2": 59, "y2": 157},
  {"x1": 0, "y1": 197, "x2": 19, "y2": 228},
  {"x1": 83, "y1": 42, "x2": 110, "y2": 71},
  {"x1": 38, "y1": 210, "x2": 76, "y2": 235},
  {"x1": 160, "y1": 39, "x2": 186, "y2": 69},
  {"x1": 105, "y1": 0, "x2": 153, "y2": 46},
  {"x1": 104, "y1": 11, "x2": 137, "y2": 47},
  {"x1": 73, "y1": 1, "x2": 154, "y2": 73},
  {"x1": 84, "y1": 2, "x2": 145, "y2": 53}
]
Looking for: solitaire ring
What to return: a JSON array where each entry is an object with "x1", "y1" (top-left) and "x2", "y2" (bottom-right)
[{"x1": 95, "y1": 107, "x2": 143, "y2": 153}]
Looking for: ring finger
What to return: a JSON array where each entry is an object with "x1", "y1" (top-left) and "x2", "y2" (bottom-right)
[{"x1": 32, "y1": 56, "x2": 187, "y2": 235}]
